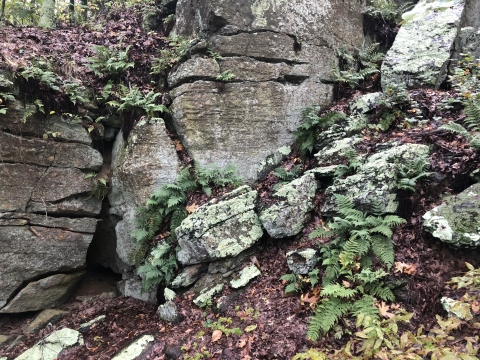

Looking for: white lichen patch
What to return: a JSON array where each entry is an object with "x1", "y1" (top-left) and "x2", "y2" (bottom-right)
[
  {"x1": 193, "y1": 284, "x2": 224, "y2": 307},
  {"x1": 111, "y1": 334, "x2": 154, "y2": 360},
  {"x1": 230, "y1": 265, "x2": 261, "y2": 289},
  {"x1": 423, "y1": 212, "x2": 453, "y2": 241}
]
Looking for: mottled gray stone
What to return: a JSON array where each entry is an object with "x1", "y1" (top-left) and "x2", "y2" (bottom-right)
[
  {"x1": 230, "y1": 265, "x2": 261, "y2": 289},
  {"x1": 109, "y1": 118, "x2": 180, "y2": 265},
  {"x1": 171, "y1": 264, "x2": 207, "y2": 288},
  {"x1": 0, "y1": 272, "x2": 85, "y2": 313},
  {"x1": 259, "y1": 173, "x2": 317, "y2": 238},
  {"x1": 111, "y1": 334, "x2": 155, "y2": 360},
  {"x1": 29, "y1": 195, "x2": 102, "y2": 217},
  {"x1": 305, "y1": 165, "x2": 339, "y2": 178},
  {"x1": 117, "y1": 273, "x2": 157, "y2": 304},
  {"x1": 423, "y1": 183, "x2": 480, "y2": 247},
  {"x1": 286, "y1": 248, "x2": 318, "y2": 275},
  {"x1": 168, "y1": 57, "x2": 220, "y2": 88},
  {"x1": 176, "y1": 186, "x2": 263, "y2": 265},
  {"x1": 349, "y1": 92, "x2": 383, "y2": 116},
  {"x1": 322, "y1": 144, "x2": 430, "y2": 215},
  {"x1": 0, "y1": 216, "x2": 95, "y2": 310},
  {"x1": 315, "y1": 137, "x2": 362, "y2": 166},
  {"x1": 381, "y1": 0, "x2": 466, "y2": 89},
  {"x1": 157, "y1": 301, "x2": 183, "y2": 323},
  {"x1": 78, "y1": 315, "x2": 106, "y2": 333},
  {"x1": 193, "y1": 283, "x2": 224, "y2": 307},
  {"x1": 15, "y1": 328, "x2": 83, "y2": 360}
]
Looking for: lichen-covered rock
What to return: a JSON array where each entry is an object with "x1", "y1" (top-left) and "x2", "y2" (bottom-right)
[
  {"x1": 256, "y1": 145, "x2": 291, "y2": 180},
  {"x1": 117, "y1": 273, "x2": 157, "y2": 304},
  {"x1": 305, "y1": 165, "x2": 339, "y2": 179},
  {"x1": 381, "y1": 0, "x2": 466, "y2": 89},
  {"x1": 111, "y1": 334, "x2": 155, "y2": 360},
  {"x1": 259, "y1": 173, "x2": 317, "y2": 238},
  {"x1": 0, "y1": 272, "x2": 85, "y2": 313},
  {"x1": 176, "y1": 186, "x2": 263, "y2": 265},
  {"x1": 171, "y1": 0, "x2": 365, "y2": 181},
  {"x1": 193, "y1": 283, "x2": 224, "y2": 307},
  {"x1": 109, "y1": 118, "x2": 180, "y2": 265},
  {"x1": 26, "y1": 309, "x2": 69, "y2": 334},
  {"x1": 230, "y1": 265, "x2": 261, "y2": 289},
  {"x1": 423, "y1": 183, "x2": 480, "y2": 247},
  {"x1": 171, "y1": 264, "x2": 207, "y2": 288},
  {"x1": 15, "y1": 328, "x2": 83, "y2": 360},
  {"x1": 315, "y1": 137, "x2": 362, "y2": 166},
  {"x1": 168, "y1": 57, "x2": 220, "y2": 88},
  {"x1": 286, "y1": 248, "x2": 318, "y2": 275},
  {"x1": 78, "y1": 315, "x2": 106, "y2": 333},
  {"x1": 349, "y1": 92, "x2": 382, "y2": 116},
  {"x1": 322, "y1": 143, "x2": 430, "y2": 215}
]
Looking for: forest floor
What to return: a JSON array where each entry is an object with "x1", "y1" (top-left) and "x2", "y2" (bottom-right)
[{"x1": 1, "y1": 3, "x2": 480, "y2": 359}]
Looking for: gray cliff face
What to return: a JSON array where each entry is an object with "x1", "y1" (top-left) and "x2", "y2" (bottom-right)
[{"x1": 169, "y1": 0, "x2": 366, "y2": 182}]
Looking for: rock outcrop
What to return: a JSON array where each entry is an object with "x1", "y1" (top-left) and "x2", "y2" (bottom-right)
[
  {"x1": 176, "y1": 185, "x2": 263, "y2": 265},
  {"x1": 381, "y1": 0, "x2": 466, "y2": 89},
  {"x1": 423, "y1": 183, "x2": 480, "y2": 248},
  {"x1": 169, "y1": 0, "x2": 365, "y2": 181}
]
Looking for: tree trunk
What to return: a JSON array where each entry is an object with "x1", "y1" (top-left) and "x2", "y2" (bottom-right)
[
  {"x1": 81, "y1": 0, "x2": 87, "y2": 21},
  {"x1": 0, "y1": 0, "x2": 6, "y2": 21},
  {"x1": 39, "y1": 0, "x2": 56, "y2": 28}
]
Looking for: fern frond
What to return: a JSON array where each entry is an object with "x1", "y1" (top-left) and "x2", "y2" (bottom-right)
[
  {"x1": 343, "y1": 237, "x2": 370, "y2": 258},
  {"x1": 363, "y1": 281, "x2": 395, "y2": 301},
  {"x1": 464, "y1": 99, "x2": 480, "y2": 131},
  {"x1": 382, "y1": 215, "x2": 406, "y2": 227},
  {"x1": 370, "y1": 235, "x2": 395, "y2": 269},
  {"x1": 321, "y1": 284, "x2": 358, "y2": 298},
  {"x1": 170, "y1": 207, "x2": 187, "y2": 237},
  {"x1": 441, "y1": 122, "x2": 473, "y2": 142},
  {"x1": 307, "y1": 298, "x2": 352, "y2": 340},
  {"x1": 369, "y1": 225, "x2": 393, "y2": 238},
  {"x1": 351, "y1": 295, "x2": 380, "y2": 320}
]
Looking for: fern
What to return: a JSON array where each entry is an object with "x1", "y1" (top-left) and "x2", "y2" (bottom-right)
[
  {"x1": 308, "y1": 297, "x2": 351, "y2": 341},
  {"x1": 132, "y1": 164, "x2": 243, "y2": 291},
  {"x1": 333, "y1": 148, "x2": 362, "y2": 177},
  {"x1": 272, "y1": 165, "x2": 302, "y2": 190},
  {"x1": 396, "y1": 154, "x2": 431, "y2": 192},
  {"x1": 87, "y1": 44, "x2": 134, "y2": 78},
  {"x1": 464, "y1": 99, "x2": 480, "y2": 131},
  {"x1": 364, "y1": 0, "x2": 413, "y2": 23},
  {"x1": 108, "y1": 84, "x2": 168, "y2": 118},
  {"x1": 294, "y1": 108, "x2": 346, "y2": 157}
]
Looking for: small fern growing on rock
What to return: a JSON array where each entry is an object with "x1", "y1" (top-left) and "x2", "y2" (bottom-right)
[
  {"x1": 294, "y1": 108, "x2": 346, "y2": 157},
  {"x1": 307, "y1": 195, "x2": 405, "y2": 340}
]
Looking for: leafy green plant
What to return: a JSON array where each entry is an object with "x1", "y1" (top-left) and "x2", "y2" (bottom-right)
[
  {"x1": 332, "y1": 43, "x2": 384, "y2": 89},
  {"x1": 306, "y1": 195, "x2": 406, "y2": 339},
  {"x1": 20, "y1": 62, "x2": 61, "y2": 91},
  {"x1": 364, "y1": 0, "x2": 412, "y2": 23},
  {"x1": 281, "y1": 269, "x2": 319, "y2": 294},
  {"x1": 84, "y1": 173, "x2": 109, "y2": 200},
  {"x1": 132, "y1": 164, "x2": 242, "y2": 291},
  {"x1": 272, "y1": 165, "x2": 302, "y2": 190},
  {"x1": 441, "y1": 122, "x2": 480, "y2": 150},
  {"x1": 294, "y1": 108, "x2": 346, "y2": 157},
  {"x1": 150, "y1": 35, "x2": 190, "y2": 75},
  {"x1": 396, "y1": 154, "x2": 430, "y2": 192},
  {"x1": 63, "y1": 80, "x2": 88, "y2": 105},
  {"x1": 0, "y1": 91, "x2": 14, "y2": 114},
  {"x1": 216, "y1": 70, "x2": 235, "y2": 82},
  {"x1": 137, "y1": 242, "x2": 177, "y2": 293},
  {"x1": 203, "y1": 317, "x2": 242, "y2": 337},
  {"x1": 108, "y1": 84, "x2": 168, "y2": 118},
  {"x1": 163, "y1": 14, "x2": 175, "y2": 24},
  {"x1": 333, "y1": 148, "x2": 362, "y2": 177},
  {"x1": 87, "y1": 44, "x2": 134, "y2": 77},
  {"x1": 375, "y1": 84, "x2": 412, "y2": 130}
]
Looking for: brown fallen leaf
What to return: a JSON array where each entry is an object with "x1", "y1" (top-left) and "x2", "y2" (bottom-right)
[
  {"x1": 471, "y1": 301, "x2": 480, "y2": 314},
  {"x1": 377, "y1": 301, "x2": 394, "y2": 319},
  {"x1": 300, "y1": 292, "x2": 319, "y2": 308},
  {"x1": 394, "y1": 261, "x2": 417, "y2": 275},
  {"x1": 186, "y1": 203, "x2": 198, "y2": 214},
  {"x1": 211, "y1": 330, "x2": 222, "y2": 342}
]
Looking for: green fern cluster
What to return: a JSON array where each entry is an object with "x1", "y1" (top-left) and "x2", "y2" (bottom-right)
[
  {"x1": 396, "y1": 153, "x2": 430, "y2": 192},
  {"x1": 132, "y1": 164, "x2": 243, "y2": 291},
  {"x1": 150, "y1": 35, "x2": 190, "y2": 75},
  {"x1": 332, "y1": 43, "x2": 384, "y2": 89},
  {"x1": 280, "y1": 269, "x2": 319, "y2": 294},
  {"x1": 364, "y1": 0, "x2": 413, "y2": 23},
  {"x1": 294, "y1": 108, "x2": 346, "y2": 157},
  {"x1": 333, "y1": 147, "x2": 362, "y2": 177},
  {"x1": 108, "y1": 84, "x2": 168, "y2": 118},
  {"x1": 375, "y1": 84, "x2": 412, "y2": 130},
  {"x1": 307, "y1": 195, "x2": 405, "y2": 340},
  {"x1": 20, "y1": 61, "x2": 61, "y2": 91},
  {"x1": 272, "y1": 165, "x2": 302, "y2": 190},
  {"x1": 87, "y1": 45, "x2": 134, "y2": 78}
]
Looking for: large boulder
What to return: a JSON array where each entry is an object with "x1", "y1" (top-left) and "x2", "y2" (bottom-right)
[
  {"x1": 423, "y1": 183, "x2": 480, "y2": 248},
  {"x1": 322, "y1": 143, "x2": 430, "y2": 215},
  {"x1": 381, "y1": 0, "x2": 466, "y2": 89},
  {"x1": 109, "y1": 118, "x2": 181, "y2": 265},
  {"x1": 259, "y1": 173, "x2": 318, "y2": 238},
  {"x1": 176, "y1": 185, "x2": 263, "y2": 265},
  {"x1": 0, "y1": 213, "x2": 97, "y2": 310},
  {"x1": 170, "y1": 0, "x2": 365, "y2": 181}
]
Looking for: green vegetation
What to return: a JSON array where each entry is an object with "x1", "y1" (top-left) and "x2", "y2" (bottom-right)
[
  {"x1": 150, "y1": 35, "x2": 190, "y2": 76},
  {"x1": 131, "y1": 164, "x2": 243, "y2": 291},
  {"x1": 216, "y1": 70, "x2": 235, "y2": 82},
  {"x1": 332, "y1": 43, "x2": 384, "y2": 89},
  {"x1": 108, "y1": 84, "x2": 167, "y2": 118},
  {"x1": 272, "y1": 165, "x2": 302, "y2": 189},
  {"x1": 364, "y1": 0, "x2": 412, "y2": 23},
  {"x1": 306, "y1": 195, "x2": 405, "y2": 340},
  {"x1": 87, "y1": 45, "x2": 134, "y2": 78},
  {"x1": 203, "y1": 317, "x2": 242, "y2": 337},
  {"x1": 280, "y1": 269, "x2": 319, "y2": 294},
  {"x1": 294, "y1": 108, "x2": 346, "y2": 157},
  {"x1": 333, "y1": 148, "x2": 362, "y2": 177},
  {"x1": 375, "y1": 84, "x2": 413, "y2": 130},
  {"x1": 396, "y1": 154, "x2": 430, "y2": 192}
]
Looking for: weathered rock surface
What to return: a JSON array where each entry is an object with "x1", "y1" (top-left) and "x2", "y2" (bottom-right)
[
  {"x1": 171, "y1": 0, "x2": 365, "y2": 181},
  {"x1": 176, "y1": 186, "x2": 263, "y2": 265},
  {"x1": 78, "y1": 315, "x2": 106, "y2": 333},
  {"x1": 423, "y1": 183, "x2": 480, "y2": 247},
  {"x1": 0, "y1": 213, "x2": 96, "y2": 310},
  {"x1": 168, "y1": 57, "x2": 220, "y2": 88},
  {"x1": 111, "y1": 334, "x2": 155, "y2": 360},
  {"x1": 109, "y1": 118, "x2": 180, "y2": 265},
  {"x1": 193, "y1": 284, "x2": 224, "y2": 307},
  {"x1": 118, "y1": 273, "x2": 157, "y2": 304},
  {"x1": 0, "y1": 272, "x2": 85, "y2": 313},
  {"x1": 286, "y1": 248, "x2": 318, "y2": 275},
  {"x1": 25, "y1": 309, "x2": 69, "y2": 334},
  {"x1": 15, "y1": 328, "x2": 83, "y2": 360},
  {"x1": 171, "y1": 264, "x2": 207, "y2": 288},
  {"x1": 322, "y1": 143, "x2": 430, "y2": 215},
  {"x1": 381, "y1": 0, "x2": 466, "y2": 89},
  {"x1": 259, "y1": 173, "x2": 317, "y2": 238},
  {"x1": 158, "y1": 289, "x2": 183, "y2": 324},
  {"x1": 230, "y1": 265, "x2": 261, "y2": 289}
]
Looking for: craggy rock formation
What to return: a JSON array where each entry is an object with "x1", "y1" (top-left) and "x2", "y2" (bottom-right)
[
  {"x1": 423, "y1": 183, "x2": 480, "y2": 248},
  {"x1": 0, "y1": 73, "x2": 103, "y2": 312},
  {"x1": 169, "y1": 0, "x2": 365, "y2": 181},
  {"x1": 381, "y1": 0, "x2": 466, "y2": 89},
  {"x1": 109, "y1": 118, "x2": 181, "y2": 266},
  {"x1": 176, "y1": 185, "x2": 263, "y2": 265}
]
